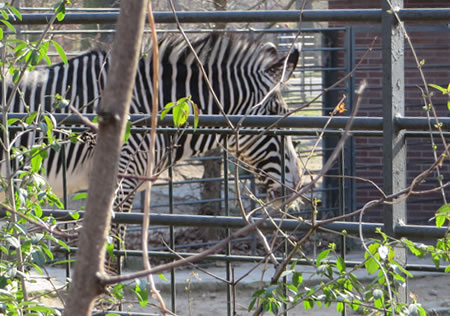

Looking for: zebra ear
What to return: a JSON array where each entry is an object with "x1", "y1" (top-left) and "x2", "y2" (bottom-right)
[{"x1": 265, "y1": 49, "x2": 299, "y2": 83}]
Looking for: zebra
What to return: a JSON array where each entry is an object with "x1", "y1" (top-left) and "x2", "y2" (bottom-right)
[{"x1": 1, "y1": 32, "x2": 301, "y2": 264}]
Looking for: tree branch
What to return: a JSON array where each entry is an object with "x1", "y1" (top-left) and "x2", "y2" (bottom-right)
[{"x1": 63, "y1": 1, "x2": 148, "y2": 315}]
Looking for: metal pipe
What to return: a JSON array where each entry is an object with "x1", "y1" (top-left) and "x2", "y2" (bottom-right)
[
  {"x1": 57, "y1": 247, "x2": 448, "y2": 273},
  {"x1": 8, "y1": 113, "x2": 450, "y2": 132},
  {"x1": 19, "y1": 209, "x2": 446, "y2": 239},
  {"x1": 10, "y1": 9, "x2": 450, "y2": 26},
  {"x1": 11, "y1": 10, "x2": 380, "y2": 25}
]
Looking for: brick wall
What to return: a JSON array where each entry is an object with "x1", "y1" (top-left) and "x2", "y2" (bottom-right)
[{"x1": 326, "y1": 1, "x2": 450, "y2": 223}]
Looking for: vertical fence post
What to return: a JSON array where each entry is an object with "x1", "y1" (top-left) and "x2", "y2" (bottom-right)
[
  {"x1": 168, "y1": 137, "x2": 176, "y2": 313},
  {"x1": 223, "y1": 138, "x2": 232, "y2": 316},
  {"x1": 322, "y1": 28, "x2": 339, "y2": 216},
  {"x1": 381, "y1": 0, "x2": 408, "y2": 306},
  {"x1": 344, "y1": 26, "x2": 356, "y2": 217}
]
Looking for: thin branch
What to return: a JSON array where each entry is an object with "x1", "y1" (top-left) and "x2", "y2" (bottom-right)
[
  {"x1": 142, "y1": 2, "x2": 168, "y2": 315},
  {"x1": 239, "y1": 37, "x2": 377, "y2": 156},
  {"x1": 0, "y1": 202, "x2": 78, "y2": 239},
  {"x1": 69, "y1": 105, "x2": 98, "y2": 132},
  {"x1": 99, "y1": 212, "x2": 274, "y2": 285}
]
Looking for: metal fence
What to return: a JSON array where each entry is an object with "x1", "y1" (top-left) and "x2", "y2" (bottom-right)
[{"x1": 5, "y1": 5, "x2": 450, "y2": 316}]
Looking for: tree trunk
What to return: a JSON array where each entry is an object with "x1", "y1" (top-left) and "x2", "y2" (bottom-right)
[{"x1": 63, "y1": 1, "x2": 148, "y2": 315}]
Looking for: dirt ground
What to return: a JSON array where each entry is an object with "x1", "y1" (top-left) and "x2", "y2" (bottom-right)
[
  {"x1": 58, "y1": 159, "x2": 449, "y2": 315},
  {"x1": 118, "y1": 273, "x2": 450, "y2": 316}
]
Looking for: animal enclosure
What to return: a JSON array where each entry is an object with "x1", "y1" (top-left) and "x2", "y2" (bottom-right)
[{"x1": 0, "y1": 2, "x2": 449, "y2": 316}]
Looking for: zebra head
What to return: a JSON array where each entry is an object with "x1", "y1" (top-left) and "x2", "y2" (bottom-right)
[{"x1": 138, "y1": 33, "x2": 302, "y2": 205}]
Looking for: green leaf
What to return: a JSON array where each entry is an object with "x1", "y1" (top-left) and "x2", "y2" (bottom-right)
[
  {"x1": 429, "y1": 83, "x2": 448, "y2": 94},
  {"x1": 106, "y1": 242, "x2": 114, "y2": 259},
  {"x1": 292, "y1": 272, "x2": 303, "y2": 288},
  {"x1": 374, "y1": 298, "x2": 383, "y2": 309},
  {"x1": 403, "y1": 239, "x2": 423, "y2": 257},
  {"x1": 0, "y1": 19, "x2": 16, "y2": 33},
  {"x1": 304, "y1": 299, "x2": 313, "y2": 310},
  {"x1": 164, "y1": 101, "x2": 175, "y2": 109},
  {"x1": 248, "y1": 297, "x2": 257, "y2": 312},
  {"x1": 54, "y1": 1, "x2": 67, "y2": 22},
  {"x1": 391, "y1": 260, "x2": 414, "y2": 278},
  {"x1": 34, "y1": 204, "x2": 43, "y2": 218},
  {"x1": 436, "y1": 204, "x2": 450, "y2": 215},
  {"x1": 0, "y1": 276, "x2": 7, "y2": 289},
  {"x1": 364, "y1": 242, "x2": 381, "y2": 274},
  {"x1": 336, "y1": 302, "x2": 344, "y2": 313},
  {"x1": 24, "y1": 305, "x2": 58, "y2": 313},
  {"x1": 31, "y1": 249, "x2": 46, "y2": 266},
  {"x1": 7, "y1": 118, "x2": 19, "y2": 125},
  {"x1": 69, "y1": 211, "x2": 80, "y2": 220},
  {"x1": 447, "y1": 100, "x2": 450, "y2": 112},
  {"x1": 265, "y1": 284, "x2": 278, "y2": 295},
  {"x1": 51, "y1": 40, "x2": 68, "y2": 65},
  {"x1": 72, "y1": 192, "x2": 88, "y2": 201},
  {"x1": 31, "y1": 153, "x2": 43, "y2": 173},
  {"x1": 160, "y1": 108, "x2": 171, "y2": 121},
  {"x1": 159, "y1": 274, "x2": 168, "y2": 282},
  {"x1": 445, "y1": 265, "x2": 450, "y2": 273},
  {"x1": 43, "y1": 115, "x2": 54, "y2": 142},
  {"x1": 123, "y1": 121, "x2": 131, "y2": 143},
  {"x1": 26, "y1": 112, "x2": 38, "y2": 125},
  {"x1": 192, "y1": 100, "x2": 199, "y2": 131},
  {"x1": 172, "y1": 101, "x2": 189, "y2": 127},
  {"x1": 46, "y1": 191, "x2": 64, "y2": 208},
  {"x1": 435, "y1": 204, "x2": 450, "y2": 227},
  {"x1": 316, "y1": 249, "x2": 330, "y2": 267},
  {"x1": 8, "y1": 6, "x2": 22, "y2": 21},
  {"x1": 365, "y1": 256, "x2": 379, "y2": 275},
  {"x1": 50, "y1": 259, "x2": 76, "y2": 266},
  {"x1": 336, "y1": 256, "x2": 345, "y2": 273},
  {"x1": 135, "y1": 278, "x2": 148, "y2": 308},
  {"x1": 436, "y1": 214, "x2": 447, "y2": 228}
]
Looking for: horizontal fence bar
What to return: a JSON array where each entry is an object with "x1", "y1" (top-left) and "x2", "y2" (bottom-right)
[
  {"x1": 55, "y1": 248, "x2": 447, "y2": 273},
  {"x1": 9, "y1": 9, "x2": 450, "y2": 25},
  {"x1": 5, "y1": 114, "x2": 450, "y2": 132},
  {"x1": 17, "y1": 209, "x2": 446, "y2": 239}
]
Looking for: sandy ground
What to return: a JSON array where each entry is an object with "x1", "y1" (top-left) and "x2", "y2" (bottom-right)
[
  {"x1": 31, "y1": 251, "x2": 450, "y2": 316},
  {"x1": 50, "y1": 159, "x2": 449, "y2": 315}
]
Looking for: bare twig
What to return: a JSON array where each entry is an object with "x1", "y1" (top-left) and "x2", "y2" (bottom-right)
[
  {"x1": 99, "y1": 212, "x2": 277, "y2": 285},
  {"x1": 69, "y1": 105, "x2": 98, "y2": 132},
  {"x1": 239, "y1": 37, "x2": 377, "y2": 156},
  {"x1": 142, "y1": 2, "x2": 168, "y2": 315},
  {"x1": 0, "y1": 202, "x2": 78, "y2": 238}
]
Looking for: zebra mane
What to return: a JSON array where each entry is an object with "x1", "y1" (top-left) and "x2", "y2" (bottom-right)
[
  {"x1": 149, "y1": 32, "x2": 289, "y2": 77},
  {"x1": 43, "y1": 33, "x2": 295, "y2": 86}
]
